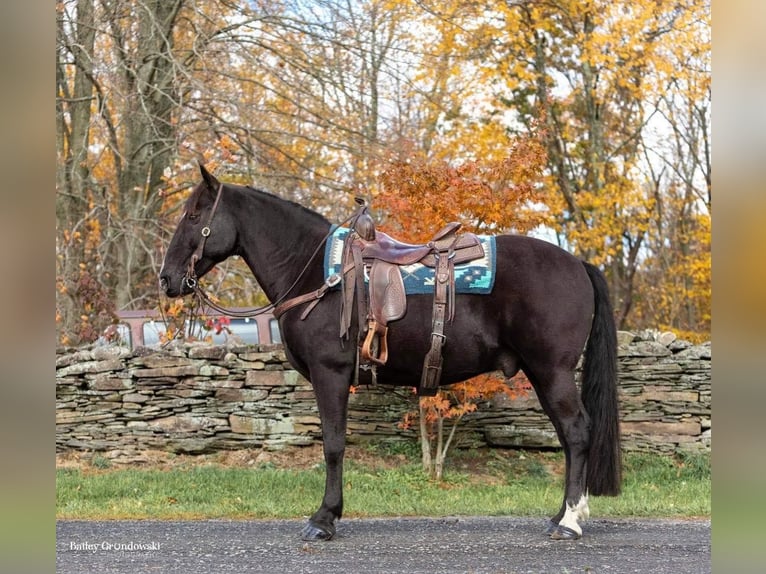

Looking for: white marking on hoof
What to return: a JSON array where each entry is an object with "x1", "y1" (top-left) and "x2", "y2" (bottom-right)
[{"x1": 558, "y1": 494, "x2": 589, "y2": 536}]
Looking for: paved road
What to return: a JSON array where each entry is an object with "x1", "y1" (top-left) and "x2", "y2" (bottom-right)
[{"x1": 56, "y1": 516, "x2": 710, "y2": 574}]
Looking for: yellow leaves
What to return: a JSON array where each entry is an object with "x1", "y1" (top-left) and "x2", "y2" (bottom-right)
[
  {"x1": 85, "y1": 218, "x2": 102, "y2": 251},
  {"x1": 63, "y1": 230, "x2": 82, "y2": 245},
  {"x1": 55, "y1": 0, "x2": 709, "y2": 341},
  {"x1": 219, "y1": 134, "x2": 238, "y2": 153},
  {"x1": 163, "y1": 299, "x2": 188, "y2": 320},
  {"x1": 631, "y1": 192, "x2": 711, "y2": 335}
]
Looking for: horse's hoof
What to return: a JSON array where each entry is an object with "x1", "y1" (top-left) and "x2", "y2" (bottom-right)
[
  {"x1": 301, "y1": 521, "x2": 336, "y2": 541},
  {"x1": 544, "y1": 520, "x2": 559, "y2": 535},
  {"x1": 549, "y1": 525, "x2": 582, "y2": 541}
]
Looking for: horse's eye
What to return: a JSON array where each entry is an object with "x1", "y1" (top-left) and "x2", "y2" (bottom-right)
[{"x1": 187, "y1": 213, "x2": 200, "y2": 222}]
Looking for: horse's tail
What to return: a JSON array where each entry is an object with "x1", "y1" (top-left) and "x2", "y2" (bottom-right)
[{"x1": 581, "y1": 262, "x2": 622, "y2": 496}]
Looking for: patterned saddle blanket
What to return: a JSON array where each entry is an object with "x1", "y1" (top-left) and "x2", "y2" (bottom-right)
[{"x1": 324, "y1": 226, "x2": 496, "y2": 295}]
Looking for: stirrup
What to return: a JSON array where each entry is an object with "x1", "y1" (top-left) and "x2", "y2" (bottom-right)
[{"x1": 361, "y1": 320, "x2": 388, "y2": 366}]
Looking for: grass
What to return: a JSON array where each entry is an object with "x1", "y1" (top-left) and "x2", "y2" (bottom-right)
[{"x1": 56, "y1": 448, "x2": 710, "y2": 520}]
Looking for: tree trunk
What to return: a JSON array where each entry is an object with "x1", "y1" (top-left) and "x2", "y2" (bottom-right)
[
  {"x1": 109, "y1": 0, "x2": 184, "y2": 309},
  {"x1": 419, "y1": 401, "x2": 433, "y2": 476},
  {"x1": 56, "y1": 0, "x2": 96, "y2": 343},
  {"x1": 433, "y1": 414, "x2": 444, "y2": 480}
]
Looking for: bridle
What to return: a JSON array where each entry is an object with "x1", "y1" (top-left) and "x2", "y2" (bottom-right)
[
  {"x1": 181, "y1": 182, "x2": 364, "y2": 319},
  {"x1": 184, "y1": 182, "x2": 225, "y2": 293}
]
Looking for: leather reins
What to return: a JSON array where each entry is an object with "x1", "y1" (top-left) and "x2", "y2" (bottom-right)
[{"x1": 182, "y1": 184, "x2": 364, "y2": 319}]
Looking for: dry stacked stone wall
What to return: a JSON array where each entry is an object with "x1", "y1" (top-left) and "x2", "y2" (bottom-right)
[{"x1": 56, "y1": 330, "x2": 710, "y2": 463}]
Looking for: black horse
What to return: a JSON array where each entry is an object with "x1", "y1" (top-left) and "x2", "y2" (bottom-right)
[{"x1": 160, "y1": 165, "x2": 622, "y2": 541}]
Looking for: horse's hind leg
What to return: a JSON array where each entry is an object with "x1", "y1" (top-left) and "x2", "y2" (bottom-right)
[{"x1": 525, "y1": 366, "x2": 591, "y2": 540}]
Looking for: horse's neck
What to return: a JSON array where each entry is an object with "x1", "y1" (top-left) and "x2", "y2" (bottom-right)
[{"x1": 235, "y1": 188, "x2": 330, "y2": 302}]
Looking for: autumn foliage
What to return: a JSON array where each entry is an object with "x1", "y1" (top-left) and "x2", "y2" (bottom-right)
[
  {"x1": 57, "y1": 0, "x2": 709, "y2": 347},
  {"x1": 400, "y1": 374, "x2": 531, "y2": 480},
  {"x1": 376, "y1": 145, "x2": 545, "y2": 479},
  {"x1": 376, "y1": 135, "x2": 549, "y2": 242}
]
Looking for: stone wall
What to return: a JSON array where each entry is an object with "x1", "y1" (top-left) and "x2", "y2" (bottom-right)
[{"x1": 56, "y1": 331, "x2": 710, "y2": 463}]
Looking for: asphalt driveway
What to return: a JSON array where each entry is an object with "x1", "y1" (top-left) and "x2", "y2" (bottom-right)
[{"x1": 56, "y1": 516, "x2": 710, "y2": 574}]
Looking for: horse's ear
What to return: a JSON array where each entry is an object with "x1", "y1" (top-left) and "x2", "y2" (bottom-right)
[{"x1": 198, "y1": 162, "x2": 220, "y2": 192}]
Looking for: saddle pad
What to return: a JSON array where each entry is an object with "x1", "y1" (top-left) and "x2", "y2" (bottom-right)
[{"x1": 324, "y1": 226, "x2": 496, "y2": 295}]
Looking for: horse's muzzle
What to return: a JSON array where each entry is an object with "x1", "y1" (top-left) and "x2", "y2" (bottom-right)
[{"x1": 159, "y1": 274, "x2": 184, "y2": 298}]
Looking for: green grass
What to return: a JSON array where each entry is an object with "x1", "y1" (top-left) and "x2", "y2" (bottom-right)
[{"x1": 56, "y1": 450, "x2": 710, "y2": 520}]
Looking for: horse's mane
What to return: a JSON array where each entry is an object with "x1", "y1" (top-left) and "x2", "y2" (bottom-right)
[
  {"x1": 245, "y1": 185, "x2": 331, "y2": 226},
  {"x1": 184, "y1": 179, "x2": 331, "y2": 227}
]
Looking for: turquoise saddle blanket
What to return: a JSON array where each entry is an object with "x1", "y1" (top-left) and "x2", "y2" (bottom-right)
[{"x1": 324, "y1": 226, "x2": 496, "y2": 295}]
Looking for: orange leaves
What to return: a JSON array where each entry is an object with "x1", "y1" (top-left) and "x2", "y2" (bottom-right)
[
  {"x1": 399, "y1": 370, "x2": 531, "y2": 479},
  {"x1": 54, "y1": 0, "x2": 710, "y2": 342},
  {"x1": 400, "y1": 372, "x2": 530, "y2": 437},
  {"x1": 398, "y1": 411, "x2": 417, "y2": 432},
  {"x1": 376, "y1": 134, "x2": 548, "y2": 243}
]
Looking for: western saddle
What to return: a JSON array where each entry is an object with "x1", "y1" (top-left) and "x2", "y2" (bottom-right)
[{"x1": 339, "y1": 199, "x2": 485, "y2": 396}]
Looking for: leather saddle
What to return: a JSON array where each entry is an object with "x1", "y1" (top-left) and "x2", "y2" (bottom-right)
[{"x1": 340, "y1": 201, "x2": 485, "y2": 396}]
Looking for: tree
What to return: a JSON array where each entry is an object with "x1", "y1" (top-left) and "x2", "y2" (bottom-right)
[
  {"x1": 398, "y1": 0, "x2": 711, "y2": 335},
  {"x1": 56, "y1": 0, "x2": 104, "y2": 345},
  {"x1": 400, "y1": 374, "x2": 529, "y2": 480},
  {"x1": 377, "y1": 144, "x2": 544, "y2": 480},
  {"x1": 376, "y1": 133, "x2": 549, "y2": 241},
  {"x1": 632, "y1": 5, "x2": 711, "y2": 337},
  {"x1": 56, "y1": 0, "x2": 197, "y2": 342},
  {"x1": 56, "y1": 0, "x2": 710, "y2": 344},
  {"x1": 56, "y1": 0, "x2": 442, "y2": 344}
]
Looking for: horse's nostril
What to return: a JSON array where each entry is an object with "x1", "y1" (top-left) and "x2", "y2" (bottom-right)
[{"x1": 159, "y1": 276, "x2": 169, "y2": 292}]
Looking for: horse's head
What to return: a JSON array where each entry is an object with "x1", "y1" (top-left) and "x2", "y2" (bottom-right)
[{"x1": 159, "y1": 164, "x2": 238, "y2": 298}]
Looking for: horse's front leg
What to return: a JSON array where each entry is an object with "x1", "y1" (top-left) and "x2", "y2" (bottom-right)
[{"x1": 301, "y1": 365, "x2": 352, "y2": 541}]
